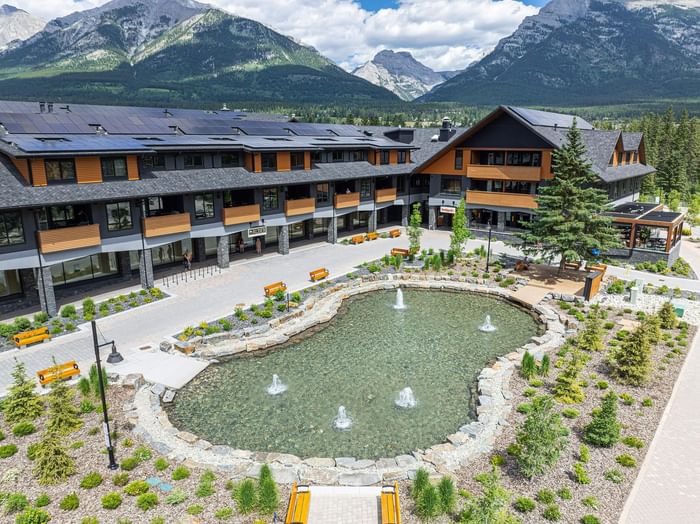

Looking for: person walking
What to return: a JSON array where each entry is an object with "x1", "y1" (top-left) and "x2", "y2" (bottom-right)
[
  {"x1": 255, "y1": 236, "x2": 262, "y2": 255},
  {"x1": 238, "y1": 236, "x2": 245, "y2": 254},
  {"x1": 183, "y1": 250, "x2": 192, "y2": 271}
]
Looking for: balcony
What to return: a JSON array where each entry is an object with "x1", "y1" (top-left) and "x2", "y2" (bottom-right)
[
  {"x1": 284, "y1": 198, "x2": 315, "y2": 217},
  {"x1": 142, "y1": 213, "x2": 192, "y2": 238},
  {"x1": 466, "y1": 191, "x2": 537, "y2": 209},
  {"x1": 375, "y1": 187, "x2": 397, "y2": 204},
  {"x1": 37, "y1": 224, "x2": 101, "y2": 254},
  {"x1": 223, "y1": 204, "x2": 260, "y2": 226},
  {"x1": 334, "y1": 192, "x2": 360, "y2": 209},
  {"x1": 467, "y1": 165, "x2": 541, "y2": 181}
]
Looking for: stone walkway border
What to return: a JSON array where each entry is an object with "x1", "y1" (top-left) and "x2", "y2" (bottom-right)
[{"x1": 127, "y1": 275, "x2": 568, "y2": 486}]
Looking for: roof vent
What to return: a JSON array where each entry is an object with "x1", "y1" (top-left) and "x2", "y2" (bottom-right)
[
  {"x1": 439, "y1": 118, "x2": 456, "y2": 142},
  {"x1": 163, "y1": 108, "x2": 173, "y2": 117},
  {"x1": 47, "y1": 102, "x2": 53, "y2": 113},
  {"x1": 442, "y1": 117, "x2": 451, "y2": 129},
  {"x1": 60, "y1": 104, "x2": 71, "y2": 113},
  {"x1": 220, "y1": 103, "x2": 230, "y2": 111},
  {"x1": 39, "y1": 102, "x2": 45, "y2": 113},
  {"x1": 431, "y1": 134, "x2": 439, "y2": 142}
]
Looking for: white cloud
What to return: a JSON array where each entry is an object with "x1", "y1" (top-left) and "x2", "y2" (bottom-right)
[{"x1": 11, "y1": 0, "x2": 539, "y2": 71}]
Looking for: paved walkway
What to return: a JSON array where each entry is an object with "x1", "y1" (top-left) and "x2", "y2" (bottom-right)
[{"x1": 306, "y1": 486, "x2": 383, "y2": 524}]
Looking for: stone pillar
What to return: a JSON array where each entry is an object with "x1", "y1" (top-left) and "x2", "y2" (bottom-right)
[
  {"x1": 368, "y1": 209, "x2": 377, "y2": 233},
  {"x1": 217, "y1": 235, "x2": 230, "y2": 269},
  {"x1": 36, "y1": 266, "x2": 57, "y2": 317},
  {"x1": 428, "y1": 206, "x2": 437, "y2": 230},
  {"x1": 401, "y1": 204, "x2": 409, "y2": 227},
  {"x1": 497, "y1": 211, "x2": 506, "y2": 232},
  {"x1": 327, "y1": 216, "x2": 338, "y2": 244},
  {"x1": 194, "y1": 237, "x2": 206, "y2": 263},
  {"x1": 139, "y1": 248, "x2": 154, "y2": 290},
  {"x1": 18, "y1": 268, "x2": 39, "y2": 310},
  {"x1": 117, "y1": 251, "x2": 132, "y2": 281},
  {"x1": 278, "y1": 225, "x2": 290, "y2": 255}
]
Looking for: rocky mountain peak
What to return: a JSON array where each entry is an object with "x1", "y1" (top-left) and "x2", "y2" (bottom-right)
[{"x1": 0, "y1": 4, "x2": 44, "y2": 48}]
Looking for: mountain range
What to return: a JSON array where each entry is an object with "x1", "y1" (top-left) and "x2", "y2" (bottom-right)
[
  {"x1": 421, "y1": 0, "x2": 700, "y2": 106},
  {"x1": 0, "y1": 4, "x2": 44, "y2": 49}
]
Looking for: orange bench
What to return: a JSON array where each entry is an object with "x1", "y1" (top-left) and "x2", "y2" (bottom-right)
[
  {"x1": 351, "y1": 235, "x2": 365, "y2": 245},
  {"x1": 563, "y1": 262, "x2": 581, "y2": 271},
  {"x1": 588, "y1": 263, "x2": 607, "y2": 275},
  {"x1": 515, "y1": 260, "x2": 530, "y2": 272},
  {"x1": 285, "y1": 483, "x2": 311, "y2": 524},
  {"x1": 264, "y1": 281, "x2": 287, "y2": 297},
  {"x1": 37, "y1": 361, "x2": 80, "y2": 387},
  {"x1": 310, "y1": 268, "x2": 329, "y2": 282},
  {"x1": 381, "y1": 482, "x2": 401, "y2": 524},
  {"x1": 13, "y1": 327, "x2": 51, "y2": 348},
  {"x1": 389, "y1": 229, "x2": 401, "y2": 238},
  {"x1": 391, "y1": 248, "x2": 410, "y2": 257},
  {"x1": 366, "y1": 232, "x2": 379, "y2": 241}
]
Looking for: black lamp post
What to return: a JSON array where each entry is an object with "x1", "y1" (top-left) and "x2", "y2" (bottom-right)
[
  {"x1": 486, "y1": 220, "x2": 493, "y2": 272},
  {"x1": 91, "y1": 320, "x2": 122, "y2": 470}
]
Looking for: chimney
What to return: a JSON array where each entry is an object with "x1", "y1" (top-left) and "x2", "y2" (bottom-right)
[
  {"x1": 39, "y1": 102, "x2": 45, "y2": 113},
  {"x1": 439, "y1": 117, "x2": 454, "y2": 142},
  {"x1": 47, "y1": 102, "x2": 54, "y2": 113}
]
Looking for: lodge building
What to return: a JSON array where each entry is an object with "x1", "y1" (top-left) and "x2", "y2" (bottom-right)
[{"x1": 0, "y1": 102, "x2": 682, "y2": 316}]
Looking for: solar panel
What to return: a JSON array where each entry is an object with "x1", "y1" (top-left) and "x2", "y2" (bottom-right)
[
  {"x1": 5, "y1": 135, "x2": 152, "y2": 153},
  {"x1": 509, "y1": 106, "x2": 594, "y2": 130}
]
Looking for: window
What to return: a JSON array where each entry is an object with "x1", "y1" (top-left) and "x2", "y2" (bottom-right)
[
  {"x1": 332, "y1": 150, "x2": 344, "y2": 163},
  {"x1": 194, "y1": 193, "x2": 215, "y2": 219},
  {"x1": 45, "y1": 159, "x2": 76, "y2": 182},
  {"x1": 478, "y1": 151, "x2": 505, "y2": 166},
  {"x1": 0, "y1": 212, "x2": 24, "y2": 246},
  {"x1": 261, "y1": 153, "x2": 277, "y2": 172},
  {"x1": 39, "y1": 205, "x2": 90, "y2": 229},
  {"x1": 262, "y1": 188, "x2": 278, "y2": 210},
  {"x1": 398, "y1": 151, "x2": 407, "y2": 164},
  {"x1": 312, "y1": 151, "x2": 323, "y2": 164},
  {"x1": 316, "y1": 183, "x2": 329, "y2": 204},
  {"x1": 184, "y1": 154, "x2": 204, "y2": 169},
  {"x1": 352, "y1": 150, "x2": 368, "y2": 162},
  {"x1": 291, "y1": 152, "x2": 305, "y2": 170},
  {"x1": 145, "y1": 197, "x2": 164, "y2": 216},
  {"x1": 505, "y1": 181, "x2": 531, "y2": 194},
  {"x1": 454, "y1": 149, "x2": 464, "y2": 170},
  {"x1": 441, "y1": 176, "x2": 461, "y2": 195},
  {"x1": 470, "y1": 179, "x2": 488, "y2": 192},
  {"x1": 0, "y1": 270, "x2": 21, "y2": 297},
  {"x1": 101, "y1": 157, "x2": 127, "y2": 178},
  {"x1": 492, "y1": 180, "x2": 504, "y2": 192},
  {"x1": 617, "y1": 152, "x2": 623, "y2": 165},
  {"x1": 380, "y1": 150, "x2": 390, "y2": 165},
  {"x1": 397, "y1": 176, "x2": 405, "y2": 193},
  {"x1": 51, "y1": 253, "x2": 118, "y2": 287},
  {"x1": 105, "y1": 202, "x2": 132, "y2": 231},
  {"x1": 633, "y1": 151, "x2": 639, "y2": 163},
  {"x1": 360, "y1": 180, "x2": 372, "y2": 199},
  {"x1": 143, "y1": 154, "x2": 165, "y2": 168},
  {"x1": 221, "y1": 153, "x2": 243, "y2": 167},
  {"x1": 626, "y1": 152, "x2": 632, "y2": 164},
  {"x1": 506, "y1": 151, "x2": 542, "y2": 167}
]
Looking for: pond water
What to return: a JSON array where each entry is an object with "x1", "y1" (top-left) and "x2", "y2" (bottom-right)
[{"x1": 167, "y1": 289, "x2": 539, "y2": 459}]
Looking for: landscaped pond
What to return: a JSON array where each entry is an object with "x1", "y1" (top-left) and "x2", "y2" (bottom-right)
[{"x1": 167, "y1": 289, "x2": 539, "y2": 459}]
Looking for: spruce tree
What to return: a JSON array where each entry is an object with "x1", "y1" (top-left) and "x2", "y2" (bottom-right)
[
  {"x1": 519, "y1": 121, "x2": 620, "y2": 271},
  {"x1": 449, "y1": 199, "x2": 470, "y2": 256},
  {"x1": 33, "y1": 431, "x2": 76, "y2": 485},
  {"x1": 520, "y1": 352, "x2": 537, "y2": 380},
  {"x1": 578, "y1": 314, "x2": 604, "y2": 352},
  {"x1": 408, "y1": 202, "x2": 423, "y2": 254},
  {"x1": 584, "y1": 392, "x2": 620, "y2": 447},
  {"x1": 515, "y1": 396, "x2": 568, "y2": 479},
  {"x1": 642, "y1": 314, "x2": 662, "y2": 345},
  {"x1": 658, "y1": 301, "x2": 678, "y2": 330},
  {"x1": 46, "y1": 379, "x2": 83, "y2": 435},
  {"x1": 459, "y1": 466, "x2": 520, "y2": 524},
  {"x1": 608, "y1": 326, "x2": 652, "y2": 386},
  {"x1": 553, "y1": 346, "x2": 587, "y2": 404},
  {"x1": 3, "y1": 360, "x2": 44, "y2": 424}
]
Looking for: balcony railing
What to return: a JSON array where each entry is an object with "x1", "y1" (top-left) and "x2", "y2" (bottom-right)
[
  {"x1": 222, "y1": 204, "x2": 260, "y2": 226},
  {"x1": 142, "y1": 213, "x2": 192, "y2": 238},
  {"x1": 334, "y1": 192, "x2": 360, "y2": 209},
  {"x1": 466, "y1": 191, "x2": 537, "y2": 209},
  {"x1": 284, "y1": 198, "x2": 315, "y2": 217},
  {"x1": 37, "y1": 224, "x2": 101, "y2": 254},
  {"x1": 375, "y1": 187, "x2": 397, "y2": 203},
  {"x1": 467, "y1": 165, "x2": 541, "y2": 181}
]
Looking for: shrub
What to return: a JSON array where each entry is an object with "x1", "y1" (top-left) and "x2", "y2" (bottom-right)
[
  {"x1": 15, "y1": 508, "x2": 50, "y2": 524},
  {"x1": 26, "y1": 443, "x2": 38, "y2": 460},
  {"x1": 437, "y1": 476, "x2": 456, "y2": 514},
  {"x1": 3, "y1": 361, "x2": 44, "y2": 424},
  {"x1": 276, "y1": 303, "x2": 286, "y2": 312},
  {"x1": 13, "y1": 317, "x2": 31, "y2": 331},
  {"x1": 80, "y1": 518, "x2": 98, "y2": 524},
  {"x1": 578, "y1": 314, "x2": 604, "y2": 352},
  {"x1": 609, "y1": 326, "x2": 652, "y2": 385},
  {"x1": 595, "y1": 381, "x2": 608, "y2": 390},
  {"x1": 490, "y1": 454, "x2": 505, "y2": 466},
  {"x1": 33, "y1": 311, "x2": 49, "y2": 324},
  {"x1": 583, "y1": 495, "x2": 599, "y2": 508},
  {"x1": 172, "y1": 465, "x2": 190, "y2": 481},
  {"x1": 619, "y1": 393, "x2": 634, "y2": 406},
  {"x1": 215, "y1": 507, "x2": 234, "y2": 520},
  {"x1": 539, "y1": 354, "x2": 551, "y2": 377},
  {"x1": 573, "y1": 462, "x2": 591, "y2": 484},
  {"x1": 80, "y1": 472, "x2": 103, "y2": 489},
  {"x1": 536, "y1": 489, "x2": 555, "y2": 504},
  {"x1": 186, "y1": 504, "x2": 203, "y2": 515},
  {"x1": 102, "y1": 492, "x2": 122, "y2": 510},
  {"x1": 584, "y1": 392, "x2": 621, "y2": 447},
  {"x1": 34, "y1": 494, "x2": 51, "y2": 508},
  {"x1": 257, "y1": 465, "x2": 278, "y2": 514},
  {"x1": 515, "y1": 396, "x2": 568, "y2": 479},
  {"x1": 165, "y1": 489, "x2": 187, "y2": 505},
  {"x1": 133, "y1": 446, "x2": 152, "y2": 462},
  {"x1": 136, "y1": 493, "x2": 158, "y2": 511},
  {"x1": 291, "y1": 291, "x2": 302, "y2": 303},
  {"x1": 616, "y1": 454, "x2": 637, "y2": 468},
  {"x1": 120, "y1": 457, "x2": 139, "y2": 471},
  {"x1": 557, "y1": 488, "x2": 572, "y2": 500},
  {"x1": 622, "y1": 436, "x2": 645, "y2": 449},
  {"x1": 581, "y1": 515, "x2": 601, "y2": 524},
  {"x1": 0, "y1": 444, "x2": 18, "y2": 458},
  {"x1": 514, "y1": 496, "x2": 536, "y2": 513},
  {"x1": 60, "y1": 305, "x2": 77, "y2": 318},
  {"x1": 415, "y1": 484, "x2": 440, "y2": 520},
  {"x1": 529, "y1": 378, "x2": 544, "y2": 387},
  {"x1": 124, "y1": 481, "x2": 150, "y2": 496},
  {"x1": 543, "y1": 504, "x2": 561, "y2": 521},
  {"x1": 522, "y1": 387, "x2": 537, "y2": 398},
  {"x1": 642, "y1": 397, "x2": 653, "y2": 407},
  {"x1": 520, "y1": 352, "x2": 537, "y2": 379},
  {"x1": 516, "y1": 403, "x2": 532, "y2": 414},
  {"x1": 607, "y1": 278, "x2": 626, "y2": 294},
  {"x1": 154, "y1": 457, "x2": 169, "y2": 471},
  {"x1": 411, "y1": 468, "x2": 430, "y2": 499},
  {"x1": 561, "y1": 408, "x2": 579, "y2": 419},
  {"x1": 234, "y1": 479, "x2": 257, "y2": 514},
  {"x1": 604, "y1": 469, "x2": 624, "y2": 484},
  {"x1": 579, "y1": 444, "x2": 590, "y2": 463},
  {"x1": 112, "y1": 472, "x2": 129, "y2": 486},
  {"x1": 553, "y1": 346, "x2": 587, "y2": 404},
  {"x1": 659, "y1": 301, "x2": 678, "y2": 329},
  {"x1": 4, "y1": 493, "x2": 29, "y2": 513},
  {"x1": 59, "y1": 492, "x2": 79, "y2": 511}
]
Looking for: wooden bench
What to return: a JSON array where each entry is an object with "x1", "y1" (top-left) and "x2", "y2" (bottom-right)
[
  {"x1": 381, "y1": 483, "x2": 401, "y2": 524},
  {"x1": 351, "y1": 235, "x2": 365, "y2": 245},
  {"x1": 309, "y1": 268, "x2": 329, "y2": 282},
  {"x1": 285, "y1": 483, "x2": 311, "y2": 524},
  {"x1": 588, "y1": 263, "x2": 607, "y2": 275},
  {"x1": 264, "y1": 281, "x2": 287, "y2": 297},
  {"x1": 13, "y1": 327, "x2": 51, "y2": 348},
  {"x1": 366, "y1": 232, "x2": 379, "y2": 241},
  {"x1": 515, "y1": 260, "x2": 530, "y2": 272},
  {"x1": 563, "y1": 262, "x2": 581, "y2": 271},
  {"x1": 389, "y1": 229, "x2": 401, "y2": 238},
  {"x1": 37, "y1": 361, "x2": 80, "y2": 387},
  {"x1": 391, "y1": 248, "x2": 410, "y2": 257}
]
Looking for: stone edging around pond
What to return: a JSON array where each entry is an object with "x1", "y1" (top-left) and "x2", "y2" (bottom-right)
[{"x1": 128, "y1": 277, "x2": 568, "y2": 486}]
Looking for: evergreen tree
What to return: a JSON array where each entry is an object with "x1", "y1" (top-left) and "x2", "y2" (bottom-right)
[
  {"x1": 3, "y1": 360, "x2": 43, "y2": 424},
  {"x1": 577, "y1": 314, "x2": 604, "y2": 352},
  {"x1": 553, "y1": 346, "x2": 587, "y2": 404},
  {"x1": 519, "y1": 122, "x2": 619, "y2": 271},
  {"x1": 515, "y1": 396, "x2": 568, "y2": 479},
  {"x1": 520, "y1": 352, "x2": 537, "y2": 380},
  {"x1": 449, "y1": 199, "x2": 470, "y2": 256},
  {"x1": 583, "y1": 392, "x2": 620, "y2": 447},
  {"x1": 609, "y1": 326, "x2": 652, "y2": 386},
  {"x1": 642, "y1": 314, "x2": 662, "y2": 345},
  {"x1": 33, "y1": 431, "x2": 76, "y2": 485},
  {"x1": 408, "y1": 202, "x2": 423, "y2": 253},
  {"x1": 658, "y1": 301, "x2": 678, "y2": 330},
  {"x1": 46, "y1": 379, "x2": 83, "y2": 435},
  {"x1": 459, "y1": 466, "x2": 520, "y2": 524}
]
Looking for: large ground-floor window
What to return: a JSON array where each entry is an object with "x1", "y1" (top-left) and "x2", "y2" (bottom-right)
[
  {"x1": 0, "y1": 270, "x2": 22, "y2": 297},
  {"x1": 51, "y1": 253, "x2": 118, "y2": 286}
]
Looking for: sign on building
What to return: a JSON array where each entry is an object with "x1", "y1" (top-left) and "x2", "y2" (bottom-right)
[
  {"x1": 440, "y1": 206, "x2": 456, "y2": 215},
  {"x1": 247, "y1": 226, "x2": 267, "y2": 238}
]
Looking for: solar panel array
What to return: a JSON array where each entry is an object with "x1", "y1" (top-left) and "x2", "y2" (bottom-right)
[
  {"x1": 3, "y1": 135, "x2": 152, "y2": 153},
  {"x1": 509, "y1": 106, "x2": 594, "y2": 130}
]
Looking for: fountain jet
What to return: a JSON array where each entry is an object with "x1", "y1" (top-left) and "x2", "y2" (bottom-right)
[
  {"x1": 479, "y1": 315, "x2": 497, "y2": 333},
  {"x1": 266, "y1": 374, "x2": 288, "y2": 395},
  {"x1": 393, "y1": 288, "x2": 407, "y2": 310},
  {"x1": 395, "y1": 387, "x2": 418, "y2": 408},
  {"x1": 333, "y1": 406, "x2": 352, "y2": 430}
]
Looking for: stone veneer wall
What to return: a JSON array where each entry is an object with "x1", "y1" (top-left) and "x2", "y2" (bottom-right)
[{"x1": 128, "y1": 275, "x2": 567, "y2": 486}]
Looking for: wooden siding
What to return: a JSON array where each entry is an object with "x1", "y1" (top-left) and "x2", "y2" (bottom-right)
[
  {"x1": 244, "y1": 153, "x2": 254, "y2": 172},
  {"x1": 277, "y1": 152, "x2": 291, "y2": 172},
  {"x1": 127, "y1": 155, "x2": 140, "y2": 180},
  {"x1": 253, "y1": 153, "x2": 262, "y2": 173},
  {"x1": 334, "y1": 192, "x2": 360, "y2": 209},
  {"x1": 368, "y1": 151, "x2": 377, "y2": 165},
  {"x1": 375, "y1": 187, "x2": 397, "y2": 203},
  {"x1": 420, "y1": 149, "x2": 466, "y2": 175},
  {"x1": 222, "y1": 204, "x2": 261, "y2": 226},
  {"x1": 30, "y1": 158, "x2": 47, "y2": 186},
  {"x1": 389, "y1": 150, "x2": 398, "y2": 165},
  {"x1": 142, "y1": 213, "x2": 192, "y2": 238},
  {"x1": 466, "y1": 190, "x2": 537, "y2": 209},
  {"x1": 37, "y1": 224, "x2": 101, "y2": 254},
  {"x1": 467, "y1": 165, "x2": 541, "y2": 181},
  {"x1": 284, "y1": 198, "x2": 315, "y2": 217},
  {"x1": 541, "y1": 151, "x2": 553, "y2": 180},
  {"x1": 304, "y1": 151, "x2": 312, "y2": 170},
  {"x1": 76, "y1": 157, "x2": 102, "y2": 184},
  {"x1": 10, "y1": 158, "x2": 30, "y2": 183}
]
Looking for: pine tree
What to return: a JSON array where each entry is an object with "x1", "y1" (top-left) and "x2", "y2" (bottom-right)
[
  {"x1": 449, "y1": 199, "x2": 470, "y2": 256},
  {"x1": 3, "y1": 360, "x2": 44, "y2": 424},
  {"x1": 33, "y1": 431, "x2": 76, "y2": 485},
  {"x1": 519, "y1": 122, "x2": 620, "y2": 271},
  {"x1": 46, "y1": 379, "x2": 83, "y2": 435},
  {"x1": 553, "y1": 346, "x2": 587, "y2": 404},
  {"x1": 515, "y1": 396, "x2": 568, "y2": 479},
  {"x1": 408, "y1": 202, "x2": 423, "y2": 254},
  {"x1": 520, "y1": 352, "x2": 537, "y2": 380},
  {"x1": 641, "y1": 314, "x2": 662, "y2": 345},
  {"x1": 658, "y1": 301, "x2": 678, "y2": 330},
  {"x1": 577, "y1": 314, "x2": 604, "y2": 352},
  {"x1": 583, "y1": 392, "x2": 620, "y2": 447},
  {"x1": 609, "y1": 326, "x2": 652, "y2": 386},
  {"x1": 459, "y1": 466, "x2": 520, "y2": 524}
]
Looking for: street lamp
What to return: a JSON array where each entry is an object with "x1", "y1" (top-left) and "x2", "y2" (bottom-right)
[
  {"x1": 91, "y1": 320, "x2": 122, "y2": 470},
  {"x1": 486, "y1": 220, "x2": 493, "y2": 272}
]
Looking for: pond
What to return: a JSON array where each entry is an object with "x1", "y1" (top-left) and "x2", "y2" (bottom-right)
[{"x1": 167, "y1": 289, "x2": 539, "y2": 459}]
